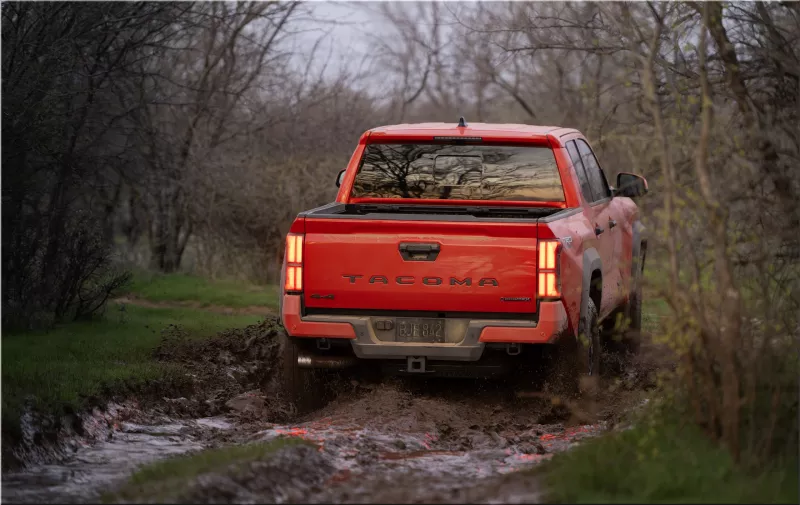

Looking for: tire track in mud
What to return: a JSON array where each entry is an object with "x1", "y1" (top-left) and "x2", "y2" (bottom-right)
[
  {"x1": 250, "y1": 381, "x2": 606, "y2": 504},
  {"x1": 2, "y1": 318, "x2": 660, "y2": 503}
]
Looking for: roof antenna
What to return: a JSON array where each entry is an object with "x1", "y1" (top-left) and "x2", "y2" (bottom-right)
[{"x1": 457, "y1": 116, "x2": 468, "y2": 127}]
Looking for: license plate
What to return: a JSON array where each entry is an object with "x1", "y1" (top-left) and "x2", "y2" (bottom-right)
[{"x1": 396, "y1": 318, "x2": 445, "y2": 342}]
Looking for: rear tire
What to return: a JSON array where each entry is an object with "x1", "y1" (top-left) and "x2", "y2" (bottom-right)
[
  {"x1": 625, "y1": 272, "x2": 643, "y2": 353},
  {"x1": 279, "y1": 332, "x2": 322, "y2": 416},
  {"x1": 605, "y1": 251, "x2": 644, "y2": 363},
  {"x1": 547, "y1": 298, "x2": 601, "y2": 398}
]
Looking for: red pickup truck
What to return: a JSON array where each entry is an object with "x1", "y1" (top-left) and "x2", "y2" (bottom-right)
[{"x1": 279, "y1": 119, "x2": 648, "y2": 411}]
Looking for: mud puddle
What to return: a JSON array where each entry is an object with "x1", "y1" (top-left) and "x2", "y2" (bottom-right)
[
  {"x1": 1, "y1": 415, "x2": 235, "y2": 504},
  {"x1": 258, "y1": 419, "x2": 602, "y2": 503},
  {"x1": 1, "y1": 382, "x2": 605, "y2": 504},
  {"x1": 253, "y1": 382, "x2": 606, "y2": 503}
]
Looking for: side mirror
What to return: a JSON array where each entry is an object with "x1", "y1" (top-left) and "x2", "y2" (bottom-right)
[
  {"x1": 335, "y1": 169, "x2": 346, "y2": 188},
  {"x1": 615, "y1": 172, "x2": 648, "y2": 198}
]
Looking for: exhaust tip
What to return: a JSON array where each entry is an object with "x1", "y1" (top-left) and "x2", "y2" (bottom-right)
[{"x1": 297, "y1": 353, "x2": 357, "y2": 369}]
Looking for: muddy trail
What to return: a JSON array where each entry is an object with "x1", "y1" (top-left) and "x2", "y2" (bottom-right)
[{"x1": 2, "y1": 318, "x2": 663, "y2": 504}]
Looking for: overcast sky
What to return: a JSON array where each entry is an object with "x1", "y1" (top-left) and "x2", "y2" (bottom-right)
[{"x1": 287, "y1": 1, "x2": 389, "y2": 88}]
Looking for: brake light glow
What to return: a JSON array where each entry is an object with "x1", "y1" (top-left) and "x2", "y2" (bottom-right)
[
  {"x1": 538, "y1": 239, "x2": 561, "y2": 298},
  {"x1": 285, "y1": 234, "x2": 304, "y2": 293}
]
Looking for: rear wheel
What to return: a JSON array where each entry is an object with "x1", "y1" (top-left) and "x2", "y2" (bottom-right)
[
  {"x1": 279, "y1": 332, "x2": 323, "y2": 415},
  {"x1": 548, "y1": 298, "x2": 601, "y2": 397},
  {"x1": 625, "y1": 269, "x2": 643, "y2": 352},
  {"x1": 604, "y1": 251, "x2": 644, "y2": 362}
]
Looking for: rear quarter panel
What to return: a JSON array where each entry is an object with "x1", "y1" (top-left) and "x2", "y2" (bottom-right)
[{"x1": 544, "y1": 210, "x2": 596, "y2": 335}]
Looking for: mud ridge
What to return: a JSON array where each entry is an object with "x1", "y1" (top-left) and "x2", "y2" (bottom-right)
[
  {"x1": 2, "y1": 318, "x2": 288, "y2": 473},
  {"x1": 148, "y1": 317, "x2": 285, "y2": 420}
]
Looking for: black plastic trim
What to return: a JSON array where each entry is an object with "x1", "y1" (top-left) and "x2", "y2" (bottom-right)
[
  {"x1": 301, "y1": 202, "x2": 577, "y2": 224},
  {"x1": 537, "y1": 206, "x2": 582, "y2": 223},
  {"x1": 398, "y1": 242, "x2": 441, "y2": 261}
]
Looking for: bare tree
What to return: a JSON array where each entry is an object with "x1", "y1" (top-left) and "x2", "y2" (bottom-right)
[
  {"x1": 2, "y1": 2, "x2": 184, "y2": 327},
  {"x1": 129, "y1": 1, "x2": 301, "y2": 272}
]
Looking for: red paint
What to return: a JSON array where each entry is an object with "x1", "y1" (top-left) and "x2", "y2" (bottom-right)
[{"x1": 303, "y1": 219, "x2": 541, "y2": 314}]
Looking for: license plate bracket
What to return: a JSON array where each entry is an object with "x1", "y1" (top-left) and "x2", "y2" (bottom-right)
[{"x1": 396, "y1": 318, "x2": 445, "y2": 343}]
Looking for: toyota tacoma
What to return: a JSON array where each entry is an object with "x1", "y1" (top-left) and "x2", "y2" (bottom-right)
[{"x1": 278, "y1": 118, "x2": 648, "y2": 411}]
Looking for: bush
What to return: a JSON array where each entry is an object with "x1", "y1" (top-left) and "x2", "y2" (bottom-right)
[{"x1": 2, "y1": 211, "x2": 131, "y2": 329}]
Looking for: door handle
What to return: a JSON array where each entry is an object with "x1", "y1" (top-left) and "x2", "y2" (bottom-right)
[
  {"x1": 608, "y1": 218, "x2": 617, "y2": 229},
  {"x1": 594, "y1": 225, "x2": 605, "y2": 236},
  {"x1": 399, "y1": 242, "x2": 441, "y2": 261}
]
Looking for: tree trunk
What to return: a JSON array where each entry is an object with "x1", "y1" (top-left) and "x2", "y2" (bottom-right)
[{"x1": 148, "y1": 189, "x2": 190, "y2": 273}]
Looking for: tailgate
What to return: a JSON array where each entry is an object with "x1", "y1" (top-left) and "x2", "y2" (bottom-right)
[{"x1": 303, "y1": 218, "x2": 539, "y2": 314}]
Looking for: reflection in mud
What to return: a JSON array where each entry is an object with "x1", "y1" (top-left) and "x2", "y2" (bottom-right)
[
  {"x1": 252, "y1": 382, "x2": 604, "y2": 503},
  {"x1": 1, "y1": 417, "x2": 218, "y2": 504}
]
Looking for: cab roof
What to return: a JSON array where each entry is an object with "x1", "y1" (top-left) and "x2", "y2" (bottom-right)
[{"x1": 366, "y1": 121, "x2": 580, "y2": 142}]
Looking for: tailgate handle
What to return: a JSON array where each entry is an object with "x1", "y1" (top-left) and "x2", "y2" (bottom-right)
[{"x1": 398, "y1": 242, "x2": 441, "y2": 261}]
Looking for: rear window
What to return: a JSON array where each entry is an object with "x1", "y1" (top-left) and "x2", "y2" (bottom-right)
[{"x1": 350, "y1": 143, "x2": 565, "y2": 202}]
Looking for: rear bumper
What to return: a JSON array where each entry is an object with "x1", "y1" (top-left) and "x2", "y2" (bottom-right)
[{"x1": 281, "y1": 294, "x2": 569, "y2": 361}]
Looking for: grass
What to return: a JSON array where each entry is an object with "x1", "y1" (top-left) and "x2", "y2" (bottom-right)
[
  {"x1": 126, "y1": 270, "x2": 278, "y2": 308},
  {"x1": 642, "y1": 297, "x2": 669, "y2": 334},
  {"x1": 2, "y1": 305, "x2": 264, "y2": 433},
  {"x1": 104, "y1": 438, "x2": 309, "y2": 503},
  {"x1": 540, "y1": 408, "x2": 798, "y2": 504},
  {"x1": 588, "y1": 257, "x2": 799, "y2": 504},
  {"x1": 2, "y1": 270, "x2": 280, "y2": 441}
]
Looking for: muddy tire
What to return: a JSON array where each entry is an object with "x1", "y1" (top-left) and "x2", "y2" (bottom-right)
[
  {"x1": 548, "y1": 298, "x2": 601, "y2": 398},
  {"x1": 279, "y1": 331, "x2": 322, "y2": 415},
  {"x1": 624, "y1": 271, "x2": 643, "y2": 353},
  {"x1": 605, "y1": 251, "x2": 644, "y2": 363}
]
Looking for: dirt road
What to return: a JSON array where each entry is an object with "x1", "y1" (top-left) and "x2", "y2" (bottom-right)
[{"x1": 1, "y1": 319, "x2": 656, "y2": 503}]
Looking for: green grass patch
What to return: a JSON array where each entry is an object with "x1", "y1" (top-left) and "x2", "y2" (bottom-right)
[
  {"x1": 642, "y1": 297, "x2": 670, "y2": 334},
  {"x1": 126, "y1": 270, "x2": 278, "y2": 308},
  {"x1": 105, "y1": 438, "x2": 309, "y2": 503},
  {"x1": 540, "y1": 413, "x2": 798, "y2": 504},
  {"x1": 2, "y1": 305, "x2": 262, "y2": 437}
]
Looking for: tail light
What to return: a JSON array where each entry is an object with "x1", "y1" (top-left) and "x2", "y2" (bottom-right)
[
  {"x1": 538, "y1": 239, "x2": 561, "y2": 299},
  {"x1": 284, "y1": 233, "x2": 304, "y2": 293}
]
